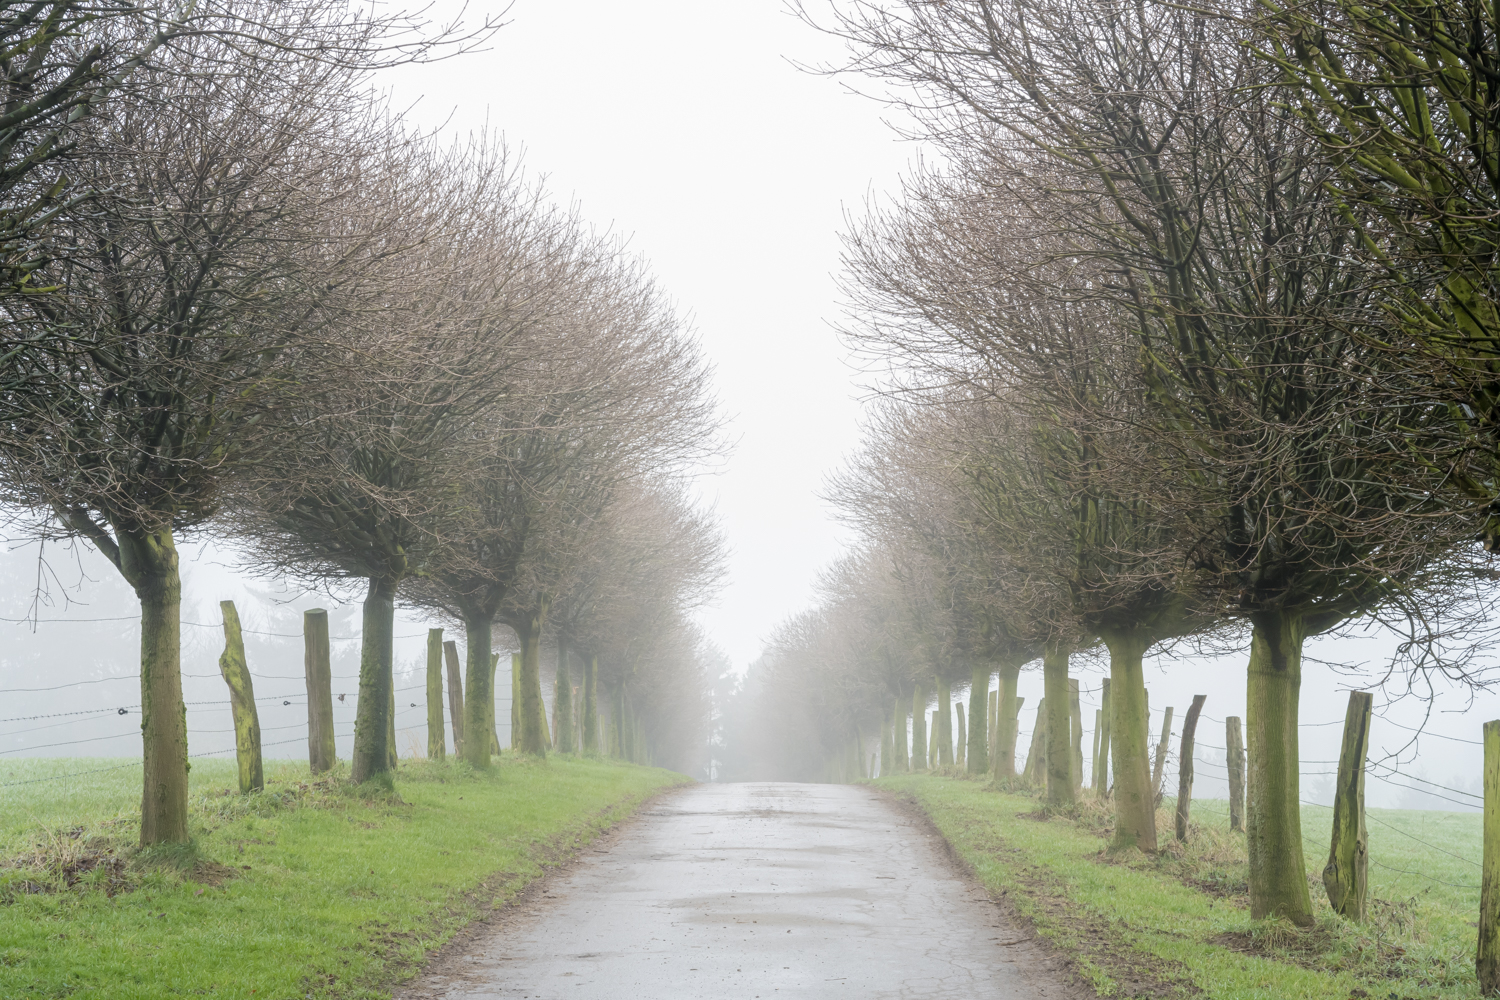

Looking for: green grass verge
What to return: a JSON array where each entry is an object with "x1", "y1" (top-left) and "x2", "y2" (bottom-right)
[
  {"x1": 1, "y1": 755, "x2": 687, "y2": 999},
  {"x1": 876, "y1": 772, "x2": 1480, "y2": 1000}
]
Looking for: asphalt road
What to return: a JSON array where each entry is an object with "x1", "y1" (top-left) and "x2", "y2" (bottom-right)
[{"x1": 400, "y1": 782, "x2": 1076, "y2": 999}]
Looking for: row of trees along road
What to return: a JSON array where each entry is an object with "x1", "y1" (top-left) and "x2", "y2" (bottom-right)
[
  {"x1": 0, "y1": 0, "x2": 725, "y2": 845},
  {"x1": 759, "y1": 0, "x2": 1500, "y2": 930}
]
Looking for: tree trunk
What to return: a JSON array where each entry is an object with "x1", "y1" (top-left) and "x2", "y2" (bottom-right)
[
  {"x1": 1023, "y1": 698, "x2": 1047, "y2": 782},
  {"x1": 1176, "y1": 694, "x2": 1207, "y2": 842},
  {"x1": 1480, "y1": 719, "x2": 1500, "y2": 994},
  {"x1": 1069, "y1": 678, "x2": 1084, "y2": 796},
  {"x1": 1091, "y1": 711, "x2": 1102, "y2": 793},
  {"x1": 936, "y1": 677, "x2": 953, "y2": 766},
  {"x1": 425, "y1": 628, "x2": 445, "y2": 760},
  {"x1": 555, "y1": 636, "x2": 574, "y2": 754},
  {"x1": 1152, "y1": 706, "x2": 1174, "y2": 806},
  {"x1": 954, "y1": 702, "x2": 966, "y2": 769},
  {"x1": 893, "y1": 696, "x2": 909, "y2": 772},
  {"x1": 612, "y1": 686, "x2": 626, "y2": 758},
  {"x1": 880, "y1": 703, "x2": 893, "y2": 777},
  {"x1": 1323, "y1": 692, "x2": 1372, "y2": 920},
  {"x1": 1246, "y1": 609, "x2": 1314, "y2": 926},
  {"x1": 461, "y1": 615, "x2": 493, "y2": 768},
  {"x1": 910, "y1": 682, "x2": 928, "y2": 770},
  {"x1": 490, "y1": 652, "x2": 503, "y2": 754},
  {"x1": 1043, "y1": 645, "x2": 1074, "y2": 807},
  {"x1": 514, "y1": 610, "x2": 549, "y2": 756},
  {"x1": 217, "y1": 600, "x2": 263, "y2": 794},
  {"x1": 351, "y1": 575, "x2": 397, "y2": 784},
  {"x1": 995, "y1": 662, "x2": 1021, "y2": 779},
  {"x1": 583, "y1": 653, "x2": 600, "y2": 753},
  {"x1": 115, "y1": 526, "x2": 189, "y2": 846},
  {"x1": 988, "y1": 689, "x2": 998, "y2": 774},
  {"x1": 1098, "y1": 678, "x2": 1113, "y2": 797},
  {"x1": 969, "y1": 663, "x2": 990, "y2": 774},
  {"x1": 1103, "y1": 629, "x2": 1156, "y2": 853},
  {"x1": 1227, "y1": 715, "x2": 1245, "y2": 832},
  {"x1": 443, "y1": 639, "x2": 464, "y2": 758},
  {"x1": 303, "y1": 608, "x2": 336, "y2": 775},
  {"x1": 386, "y1": 681, "x2": 397, "y2": 769},
  {"x1": 511, "y1": 652, "x2": 520, "y2": 749}
]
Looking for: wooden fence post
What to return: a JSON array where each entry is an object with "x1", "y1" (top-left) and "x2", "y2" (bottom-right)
[
  {"x1": 955, "y1": 701, "x2": 966, "y2": 769},
  {"x1": 1069, "y1": 679, "x2": 1084, "y2": 794},
  {"x1": 442, "y1": 640, "x2": 464, "y2": 757},
  {"x1": 511, "y1": 652, "x2": 521, "y2": 750},
  {"x1": 1480, "y1": 719, "x2": 1500, "y2": 994},
  {"x1": 426, "y1": 629, "x2": 445, "y2": 760},
  {"x1": 1323, "y1": 692, "x2": 1372, "y2": 920},
  {"x1": 218, "y1": 600, "x2": 263, "y2": 793},
  {"x1": 1175, "y1": 695, "x2": 1207, "y2": 841},
  {"x1": 1024, "y1": 699, "x2": 1048, "y2": 783},
  {"x1": 988, "y1": 690, "x2": 999, "y2": 773},
  {"x1": 491, "y1": 652, "x2": 504, "y2": 754},
  {"x1": 1092, "y1": 710, "x2": 1103, "y2": 793},
  {"x1": 303, "y1": 608, "x2": 335, "y2": 774},
  {"x1": 1227, "y1": 715, "x2": 1245, "y2": 832},
  {"x1": 1151, "y1": 706, "x2": 1174, "y2": 807}
]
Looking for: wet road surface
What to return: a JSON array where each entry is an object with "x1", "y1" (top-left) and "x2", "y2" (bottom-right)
[{"x1": 399, "y1": 782, "x2": 1075, "y2": 999}]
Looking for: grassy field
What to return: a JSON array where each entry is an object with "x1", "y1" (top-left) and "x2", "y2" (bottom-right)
[
  {"x1": 0, "y1": 755, "x2": 688, "y2": 999},
  {"x1": 877, "y1": 772, "x2": 1482, "y2": 1000}
]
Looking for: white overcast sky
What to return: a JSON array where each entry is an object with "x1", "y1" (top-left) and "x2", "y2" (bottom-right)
[{"x1": 386, "y1": 1, "x2": 914, "y2": 671}]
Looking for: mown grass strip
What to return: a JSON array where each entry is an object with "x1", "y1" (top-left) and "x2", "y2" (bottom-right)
[
  {"x1": 877, "y1": 773, "x2": 1478, "y2": 1000},
  {"x1": 1, "y1": 755, "x2": 687, "y2": 999}
]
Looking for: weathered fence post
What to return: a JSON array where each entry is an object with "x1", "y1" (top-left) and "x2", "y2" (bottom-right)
[
  {"x1": 1175, "y1": 695, "x2": 1206, "y2": 841},
  {"x1": 988, "y1": 690, "x2": 999, "y2": 773},
  {"x1": 1091, "y1": 710, "x2": 1103, "y2": 793},
  {"x1": 1480, "y1": 719, "x2": 1500, "y2": 994},
  {"x1": 955, "y1": 701, "x2": 966, "y2": 769},
  {"x1": 1098, "y1": 679, "x2": 1113, "y2": 797},
  {"x1": 491, "y1": 652, "x2": 504, "y2": 754},
  {"x1": 1023, "y1": 698, "x2": 1048, "y2": 783},
  {"x1": 929, "y1": 710, "x2": 939, "y2": 768},
  {"x1": 1151, "y1": 706, "x2": 1174, "y2": 807},
  {"x1": 426, "y1": 629, "x2": 445, "y2": 760},
  {"x1": 1323, "y1": 692, "x2": 1372, "y2": 920},
  {"x1": 442, "y1": 640, "x2": 464, "y2": 757},
  {"x1": 304, "y1": 608, "x2": 335, "y2": 774},
  {"x1": 218, "y1": 600, "x2": 263, "y2": 793},
  {"x1": 1227, "y1": 715, "x2": 1246, "y2": 832},
  {"x1": 386, "y1": 680, "x2": 397, "y2": 769},
  {"x1": 511, "y1": 652, "x2": 521, "y2": 750},
  {"x1": 1070, "y1": 679, "x2": 1084, "y2": 794},
  {"x1": 910, "y1": 683, "x2": 927, "y2": 770},
  {"x1": 894, "y1": 696, "x2": 909, "y2": 772}
]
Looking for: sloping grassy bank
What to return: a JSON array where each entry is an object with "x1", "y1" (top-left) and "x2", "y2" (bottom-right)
[
  {"x1": 876, "y1": 772, "x2": 1479, "y2": 1000},
  {"x1": 1, "y1": 755, "x2": 687, "y2": 999}
]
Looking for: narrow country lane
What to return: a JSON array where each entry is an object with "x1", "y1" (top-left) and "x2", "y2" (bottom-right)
[{"x1": 399, "y1": 782, "x2": 1080, "y2": 999}]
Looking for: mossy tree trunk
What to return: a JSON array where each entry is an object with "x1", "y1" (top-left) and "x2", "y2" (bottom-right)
[
  {"x1": 303, "y1": 608, "x2": 336, "y2": 775},
  {"x1": 1323, "y1": 692, "x2": 1372, "y2": 920},
  {"x1": 1227, "y1": 715, "x2": 1245, "y2": 832},
  {"x1": 582, "y1": 653, "x2": 599, "y2": 753},
  {"x1": 893, "y1": 696, "x2": 909, "y2": 772},
  {"x1": 351, "y1": 574, "x2": 397, "y2": 784},
  {"x1": 1479, "y1": 719, "x2": 1500, "y2": 994},
  {"x1": 936, "y1": 677, "x2": 953, "y2": 766},
  {"x1": 1176, "y1": 694, "x2": 1207, "y2": 842},
  {"x1": 987, "y1": 690, "x2": 998, "y2": 773},
  {"x1": 910, "y1": 682, "x2": 928, "y2": 770},
  {"x1": 995, "y1": 661, "x2": 1022, "y2": 779},
  {"x1": 114, "y1": 526, "x2": 189, "y2": 846},
  {"x1": 954, "y1": 702, "x2": 966, "y2": 769},
  {"x1": 1103, "y1": 629, "x2": 1156, "y2": 852},
  {"x1": 555, "y1": 636, "x2": 574, "y2": 754},
  {"x1": 460, "y1": 614, "x2": 493, "y2": 768},
  {"x1": 611, "y1": 685, "x2": 625, "y2": 758},
  {"x1": 968, "y1": 663, "x2": 990, "y2": 774},
  {"x1": 511, "y1": 652, "x2": 520, "y2": 749},
  {"x1": 1069, "y1": 678, "x2": 1083, "y2": 795},
  {"x1": 442, "y1": 639, "x2": 464, "y2": 758},
  {"x1": 386, "y1": 682, "x2": 397, "y2": 769},
  {"x1": 1246, "y1": 609, "x2": 1314, "y2": 926},
  {"x1": 217, "y1": 600, "x2": 263, "y2": 794},
  {"x1": 425, "y1": 628, "x2": 445, "y2": 760},
  {"x1": 1043, "y1": 645, "x2": 1074, "y2": 807},
  {"x1": 513, "y1": 608, "x2": 550, "y2": 756}
]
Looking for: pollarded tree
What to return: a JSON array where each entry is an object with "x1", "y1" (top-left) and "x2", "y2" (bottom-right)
[{"x1": 0, "y1": 7, "x2": 400, "y2": 841}]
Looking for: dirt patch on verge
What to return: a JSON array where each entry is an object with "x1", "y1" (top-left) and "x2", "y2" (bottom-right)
[{"x1": 878, "y1": 788, "x2": 1198, "y2": 1000}]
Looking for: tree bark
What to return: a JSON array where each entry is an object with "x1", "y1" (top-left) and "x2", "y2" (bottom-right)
[
  {"x1": 217, "y1": 600, "x2": 263, "y2": 794},
  {"x1": 893, "y1": 695, "x2": 909, "y2": 772},
  {"x1": 1176, "y1": 694, "x2": 1207, "y2": 842},
  {"x1": 555, "y1": 636, "x2": 573, "y2": 754},
  {"x1": 1246, "y1": 609, "x2": 1314, "y2": 925},
  {"x1": 1152, "y1": 706, "x2": 1174, "y2": 806},
  {"x1": 1069, "y1": 678, "x2": 1084, "y2": 796},
  {"x1": 386, "y1": 681, "x2": 397, "y2": 769},
  {"x1": 954, "y1": 701, "x2": 966, "y2": 769},
  {"x1": 442, "y1": 639, "x2": 464, "y2": 758},
  {"x1": 425, "y1": 628, "x2": 445, "y2": 760},
  {"x1": 490, "y1": 652, "x2": 503, "y2": 754},
  {"x1": 1323, "y1": 692, "x2": 1372, "y2": 920},
  {"x1": 995, "y1": 661, "x2": 1021, "y2": 779},
  {"x1": 511, "y1": 652, "x2": 520, "y2": 750},
  {"x1": 351, "y1": 575, "x2": 397, "y2": 784},
  {"x1": 582, "y1": 653, "x2": 599, "y2": 753},
  {"x1": 461, "y1": 615, "x2": 493, "y2": 768},
  {"x1": 1091, "y1": 711, "x2": 1102, "y2": 793},
  {"x1": 910, "y1": 682, "x2": 927, "y2": 770},
  {"x1": 1043, "y1": 644, "x2": 1074, "y2": 807},
  {"x1": 1103, "y1": 629, "x2": 1156, "y2": 853},
  {"x1": 1227, "y1": 715, "x2": 1245, "y2": 832},
  {"x1": 514, "y1": 610, "x2": 549, "y2": 756},
  {"x1": 303, "y1": 608, "x2": 335, "y2": 775},
  {"x1": 936, "y1": 677, "x2": 953, "y2": 766},
  {"x1": 880, "y1": 703, "x2": 893, "y2": 777},
  {"x1": 115, "y1": 526, "x2": 189, "y2": 846},
  {"x1": 988, "y1": 689, "x2": 998, "y2": 774},
  {"x1": 968, "y1": 662, "x2": 990, "y2": 774},
  {"x1": 1480, "y1": 719, "x2": 1500, "y2": 994}
]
